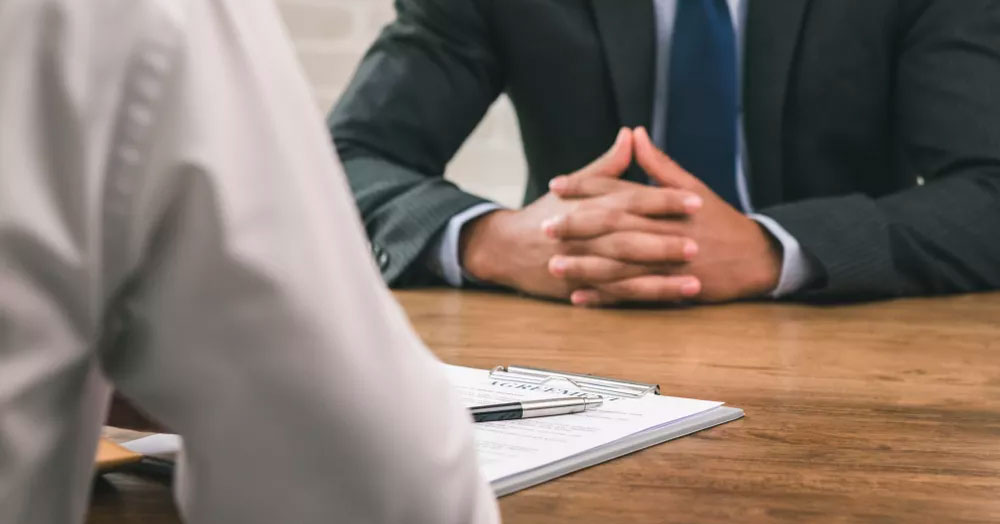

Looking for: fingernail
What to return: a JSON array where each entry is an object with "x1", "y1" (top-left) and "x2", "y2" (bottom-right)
[
  {"x1": 549, "y1": 176, "x2": 567, "y2": 192},
  {"x1": 680, "y1": 278, "x2": 701, "y2": 297},
  {"x1": 683, "y1": 240, "x2": 699, "y2": 259},
  {"x1": 571, "y1": 290, "x2": 595, "y2": 306},
  {"x1": 541, "y1": 216, "x2": 564, "y2": 237},
  {"x1": 549, "y1": 256, "x2": 568, "y2": 276},
  {"x1": 684, "y1": 195, "x2": 703, "y2": 213}
]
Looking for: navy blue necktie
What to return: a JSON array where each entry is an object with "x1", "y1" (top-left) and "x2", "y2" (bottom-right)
[{"x1": 665, "y1": 0, "x2": 741, "y2": 208}]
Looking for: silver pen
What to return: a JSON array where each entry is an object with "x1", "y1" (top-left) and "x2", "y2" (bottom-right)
[{"x1": 469, "y1": 397, "x2": 603, "y2": 423}]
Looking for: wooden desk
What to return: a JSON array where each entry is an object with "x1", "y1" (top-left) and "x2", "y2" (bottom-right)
[{"x1": 89, "y1": 290, "x2": 1000, "y2": 523}]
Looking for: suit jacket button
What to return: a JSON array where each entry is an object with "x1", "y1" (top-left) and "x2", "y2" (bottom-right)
[{"x1": 377, "y1": 250, "x2": 390, "y2": 270}]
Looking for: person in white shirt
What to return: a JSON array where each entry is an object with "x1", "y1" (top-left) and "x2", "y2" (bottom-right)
[{"x1": 0, "y1": 1, "x2": 499, "y2": 523}]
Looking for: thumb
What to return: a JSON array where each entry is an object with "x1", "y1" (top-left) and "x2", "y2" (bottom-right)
[{"x1": 633, "y1": 126, "x2": 698, "y2": 189}]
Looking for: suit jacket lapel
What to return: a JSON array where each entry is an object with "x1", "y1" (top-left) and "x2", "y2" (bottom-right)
[
  {"x1": 590, "y1": 0, "x2": 655, "y2": 129},
  {"x1": 744, "y1": 0, "x2": 811, "y2": 208},
  {"x1": 590, "y1": 0, "x2": 655, "y2": 182}
]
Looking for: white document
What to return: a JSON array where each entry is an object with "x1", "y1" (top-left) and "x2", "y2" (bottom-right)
[
  {"x1": 444, "y1": 365, "x2": 725, "y2": 485},
  {"x1": 120, "y1": 433, "x2": 183, "y2": 461},
  {"x1": 116, "y1": 365, "x2": 741, "y2": 496}
]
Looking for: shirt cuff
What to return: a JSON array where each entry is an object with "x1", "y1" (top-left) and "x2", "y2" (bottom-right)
[
  {"x1": 425, "y1": 203, "x2": 504, "y2": 287},
  {"x1": 748, "y1": 213, "x2": 819, "y2": 298}
]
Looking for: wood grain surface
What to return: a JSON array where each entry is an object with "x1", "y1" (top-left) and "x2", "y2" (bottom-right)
[{"x1": 88, "y1": 290, "x2": 1000, "y2": 524}]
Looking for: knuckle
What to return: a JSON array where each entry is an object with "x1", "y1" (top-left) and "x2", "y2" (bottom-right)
[
  {"x1": 557, "y1": 213, "x2": 574, "y2": 235},
  {"x1": 582, "y1": 259, "x2": 605, "y2": 279},
  {"x1": 592, "y1": 194, "x2": 614, "y2": 211},
  {"x1": 656, "y1": 282, "x2": 680, "y2": 301},
  {"x1": 603, "y1": 233, "x2": 625, "y2": 258},
  {"x1": 640, "y1": 240, "x2": 658, "y2": 261},
  {"x1": 657, "y1": 237, "x2": 682, "y2": 260},
  {"x1": 602, "y1": 208, "x2": 624, "y2": 230},
  {"x1": 561, "y1": 258, "x2": 581, "y2": 278},
  {"x1": 667, "y1": 189, "x2": 687, "y2": 213},
  {"x1": 609, "y1": 278, "x2": 639, "y2": 296},
  {"x1": 659, "y1": 189, "x2": 684, "y2": 212},
  {"x1": 584, "y1": 259, "x2": 611, "y2": 280},
  {"x1": 626, "y1": 190, "x2": 644, "y2": 211},
  {"x1": 604, "y1": 261, "x2": 632, "y2": 281},
  {"x1": 612, "y1": 234, "x2": 634, "y2": 256},
  {"x1": 576, "y1": 261, "x2": 597, "y2": 280},
  {"x1": 582, "y1": 176, "x2": 601, "y2": 193},
  {"x1": 625, "y1": 280, "x2": 648, "y2": 297}
]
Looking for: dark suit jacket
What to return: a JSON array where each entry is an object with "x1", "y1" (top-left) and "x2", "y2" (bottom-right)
[{"x1": 330, "y1": 0, "x2": 1000, "y2": 300}]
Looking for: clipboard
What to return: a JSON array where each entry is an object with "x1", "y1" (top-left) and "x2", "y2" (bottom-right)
[
  {"x1": 472, "y1": 364, "x2": 742, "y2": 496},
  {"x1": 94, "y1": 364, "x2": 742, "y2": 498}
]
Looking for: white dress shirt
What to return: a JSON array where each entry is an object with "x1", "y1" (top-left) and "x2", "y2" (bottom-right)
[
  {"x1": 428, "y1": 0, "x2": 816, "y2": 297},
  {"x1": 0, "y1": 1, "x2": 499, "y2": 523}
]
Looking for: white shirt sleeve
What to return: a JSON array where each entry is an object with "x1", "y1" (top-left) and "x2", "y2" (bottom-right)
[
  {"x1": 0, "y1": 2, "x2": 499, "y2": 523},
  {"x1": 425, "y1": 203, "x2": 504, "y2": 286},
  {"x1": 749, "y1": 214, "x2": 820, "y2": 298}
]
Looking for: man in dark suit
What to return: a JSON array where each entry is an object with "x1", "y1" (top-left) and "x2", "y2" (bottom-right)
[{"x1": 330, "y1": 0, "x2": 1000, "y2": 305}]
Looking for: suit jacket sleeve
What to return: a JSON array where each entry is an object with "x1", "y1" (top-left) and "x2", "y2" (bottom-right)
[
  {"x1": 760, "y1": 1, "x2": 1000, "y2": 300},
  {"x1": 329, "y1": 0, "x2": 504, "y2": 286}
]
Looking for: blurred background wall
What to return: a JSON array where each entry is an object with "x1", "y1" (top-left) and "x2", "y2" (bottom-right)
[{"x1": 276, "y1": 0, "x2": 527, "y2": 208}]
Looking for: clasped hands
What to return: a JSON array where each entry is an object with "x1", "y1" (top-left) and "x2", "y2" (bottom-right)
[{"x1": 460, "y1": 127, "x2": 782, "y2": 306}]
